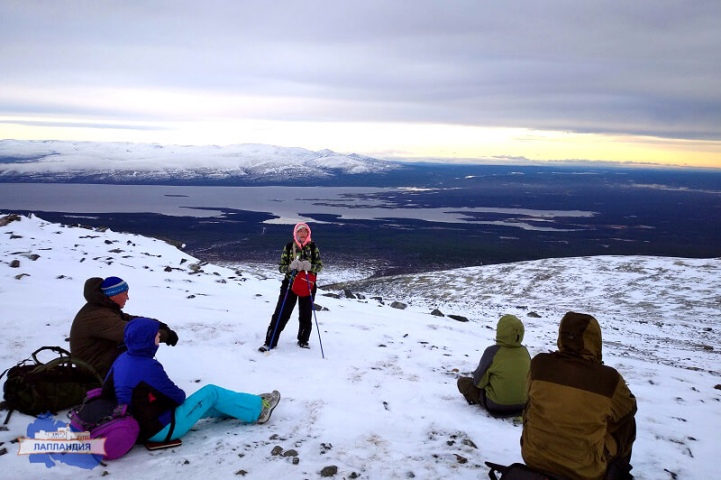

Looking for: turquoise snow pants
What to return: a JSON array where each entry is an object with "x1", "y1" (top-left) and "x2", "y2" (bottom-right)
[{"x1": 148, "y1": 384, "x2": 263, "y2": 442}]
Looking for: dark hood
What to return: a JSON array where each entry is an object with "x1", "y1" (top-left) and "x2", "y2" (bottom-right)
[
  {"x1": 557, "y1": 311, "x2": 603, "y2": 363},
  {"x1": 124, "y1": 317, "x2": 160, "y2": 358},
  {"x1": 83, "y1": 277, "x2": 119, "y2": 309}
]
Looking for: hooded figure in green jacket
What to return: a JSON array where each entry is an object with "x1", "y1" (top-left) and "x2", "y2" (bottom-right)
[
  {"x1": 521, "y1": 312, "x2": 637, "y2": 480},
  {"x1": 457, "y1": 314, "x2": 531, "y2": 417}
]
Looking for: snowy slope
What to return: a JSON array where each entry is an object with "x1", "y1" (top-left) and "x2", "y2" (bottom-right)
[
  {"x1": 0, "y1": 140, "x2": 399, "y2": 182},
  {"x1": 0, "y1": 213, "x2": 719, "y2": 479}
]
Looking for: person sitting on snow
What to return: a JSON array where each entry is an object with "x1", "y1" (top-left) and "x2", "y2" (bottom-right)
[
  {"x1": 457, "y1": 314, "x2": 531, "y2": 417},
  {"x1": 70, "y1": 276, "x2": 179, "y2": 377},
  {"x1": 102, "y1": 317, "x2": 281, "y2": 443},
  {"x1": 521, "y1": 312, "x2": 637, "y2": 480}
]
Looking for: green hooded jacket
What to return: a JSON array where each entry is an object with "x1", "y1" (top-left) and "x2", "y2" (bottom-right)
[{"x1": 472, "y1": 314, "x2": 531, "y2": 408}]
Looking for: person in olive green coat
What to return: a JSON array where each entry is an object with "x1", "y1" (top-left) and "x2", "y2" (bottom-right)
[
  {"x1": 457, "y1": 314, "x2": 531, "y2": 417},
  {"x1": 521, "y1": 312, "x2": 636, "y2": 480}
]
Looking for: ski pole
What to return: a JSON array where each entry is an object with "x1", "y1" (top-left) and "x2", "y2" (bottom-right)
[
  {"x1": 268, "y1": 270, "x2": 296, "y2": 350},
  {"x1": 305, "y1": 272, "x2": 325, "y2": 359}
]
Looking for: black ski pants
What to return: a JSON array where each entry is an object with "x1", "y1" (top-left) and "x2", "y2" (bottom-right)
[{"x1": 264, "y1": 277, "x2": 316, "y2": 347}]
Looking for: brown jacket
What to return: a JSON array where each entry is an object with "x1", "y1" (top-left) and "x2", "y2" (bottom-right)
[
  {"x1": 521, "y1": 312, "x2": 637, "y2": 480},
  {"x1": 70, "y1": 277, "x2": 167, "y2": 378}
]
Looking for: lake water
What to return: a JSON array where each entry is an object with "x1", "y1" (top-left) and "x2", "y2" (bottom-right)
[
  {"x1": 2, "y1": 170, "x2": 719, "y2": 274},
  {"x1": 0, "y1": 183, "x2": 594, "y2": 232}
]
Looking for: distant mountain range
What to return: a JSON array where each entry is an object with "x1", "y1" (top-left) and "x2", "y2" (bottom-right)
[{"x1": 0, "y1": 140, "x2": 402, "y2": 185}]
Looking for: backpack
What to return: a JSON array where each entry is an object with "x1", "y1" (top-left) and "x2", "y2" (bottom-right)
[
  {"x1": 291, "y1": 271, "x2": 317, "y2": 297},
  {"x1": 68, "y1": 388, "x2": 140, "y2": 460},
  {"x1": 1, "y1": 346, "x2": 103, "y2": 420},
  {"x1": 485, "y1": 461, "x2": 565, "y2": 480}
]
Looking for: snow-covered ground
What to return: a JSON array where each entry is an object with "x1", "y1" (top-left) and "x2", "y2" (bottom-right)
[{"x1": 0, "y1": 213, "x2": 719, "y2": 479}]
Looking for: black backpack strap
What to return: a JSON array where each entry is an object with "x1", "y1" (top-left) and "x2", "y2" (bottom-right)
[
  {"x1": 3, "y1": 408, "x2": 13, "y2": 425},
  {"x1": 164, "y1": 410, "x2": 177, "y2": 442},
  {"x1": 31, "y1": 346, "x2": 72, "y2": 364}
]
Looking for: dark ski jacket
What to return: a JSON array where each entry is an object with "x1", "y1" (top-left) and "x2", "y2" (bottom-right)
[
  {"x1": 70, "y1": 277, "x2": 138, "y2": 378},
  {"x1": 521, "y1": 312, "x2": 637, "y2": 480},
  {"x1": 103, "y1": 317, "x2": 186, "y2": 441},
  {"x1": 70, "y1": 277, "x2": 171, "y2": 378}
]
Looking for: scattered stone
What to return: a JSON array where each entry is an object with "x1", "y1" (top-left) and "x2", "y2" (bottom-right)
[
  {"x1": 701, "y1": 345, "x2": 714, "y2": 351},
  {"x1": 101, "y1": 471, "x2": 109, "y2": 477},
  {"x1": 320, "y1": 443, "x2": 333, "y2": 454},
  {"x1": 448, "y1": 314, "x2": 469, "y2": 322},
  {"x1": 390, "y1": 301, "x2": 407, "y2": 310},
  {"x1": 0, "y1": 447, "x2": 7, "y2": 457},
  {"x1": 104, "y1": 240, "x2": 114, "y2": 244},
  {"x1": 14, "y1": 273, "x2": 30, "y2": 280},
  {"x1": 314, "y1": 303, "x2": 329, "y2": 312},
  {"x1": 321, "y1": 292, "x2": 341, "y2": 299},
  {"x1": 527, "y1": 311, "x2": 542, "y2": 318},
  {"x1": 454, "y1": 454, "x2": 468, "y2": 464},
  {"x1": 292, "y1": 457, "x2": 300, "y2": 465},
  {"x1": 462, "y1": 438, "x2": 477, "y2": 449},
  {"x1": 271, "y1": 446, "x2": 284, "y2": 456},
  {"x1": 343, "y1": 289, "x2": 356, "y2": 299},
  {"x1": 430, "y1": 309, "x2": 445, "y2": 317},
  {"x1": 235, "y1": 470, "x2": 248, "y2": 476},
  {"x1": 10, "y1": 260, "x2": 20, "y2": 268},
  {"x1": 282, "y1": 449, "x2": 298, "y2": 457},
  {"x1": 320, "y1": 465, "x2": 338, "y2": 477},
  {"x1": 714, "y1": 384, "x2": 721, "y2": 390}
]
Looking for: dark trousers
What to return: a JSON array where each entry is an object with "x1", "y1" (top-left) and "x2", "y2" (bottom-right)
[
  {"x1": 457, "y1": 376, "x2": 524, "y2": 418},
  {"x1": 264, "y1": 278, "x2": 316, "y2": 347}
]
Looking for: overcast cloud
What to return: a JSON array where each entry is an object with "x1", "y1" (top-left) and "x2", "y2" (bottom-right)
[{"x1": 0, "y1": 0, "x2": 719, "y2": 164}]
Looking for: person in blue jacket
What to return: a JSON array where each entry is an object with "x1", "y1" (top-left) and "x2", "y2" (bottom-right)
[{"x1": 103, "y1": 317, "x2": 280, "y2": 443}]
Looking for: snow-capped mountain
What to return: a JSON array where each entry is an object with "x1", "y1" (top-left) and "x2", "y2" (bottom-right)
[
  {"x1": 0, "y1": 213, "x2": 719, "y2": 479},
  {"x1": 0, "y1": 140, "x2": 401, "y2": 184}
]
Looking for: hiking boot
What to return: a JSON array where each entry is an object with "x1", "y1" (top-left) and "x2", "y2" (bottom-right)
[
  {"x1": 257, "y1": 390, "x2": 281, "y2": 424},
  {"x1": 297, "y1": 341, "x2": 310, "y2": 349},
  {"x1": 258, "y1": 345, "x2": 270, "y2": 353}
]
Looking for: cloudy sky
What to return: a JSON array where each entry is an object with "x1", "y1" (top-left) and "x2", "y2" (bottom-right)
[{"x1": 1, "y1": 0, "x2": 719, "y2": 168}]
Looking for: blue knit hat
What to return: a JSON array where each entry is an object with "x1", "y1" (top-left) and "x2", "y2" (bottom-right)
[{"x1": 100, "y1": 276, "x2": 129, "y2": 297}]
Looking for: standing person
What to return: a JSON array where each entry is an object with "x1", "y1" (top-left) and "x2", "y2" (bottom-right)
[
  {"x1": 457, "y1": 314, "x2": 530, "y2": 417},
  {"x1": 103, "y1": 317, "x2": 281, "y2": 443},
  {"x1": 521, "y1": 312, "x2": 637, "y2": 480},
  {"x1": 259, "y1": 222, "x2": 323, "y2": 352},
  {"x1": 70, "y1": 276, "x2": 179, "y2": 377}
]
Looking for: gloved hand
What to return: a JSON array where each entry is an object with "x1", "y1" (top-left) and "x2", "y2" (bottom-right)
[
  {"x1": 164, "y1": 328, "x2": 179, "y2": 346},
  {"x1": 299, "y1": 260, "x2": 312, "y2": 271},
  {"x1": 289, "y1": 259, "x2": 302, "y2": 271}
]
